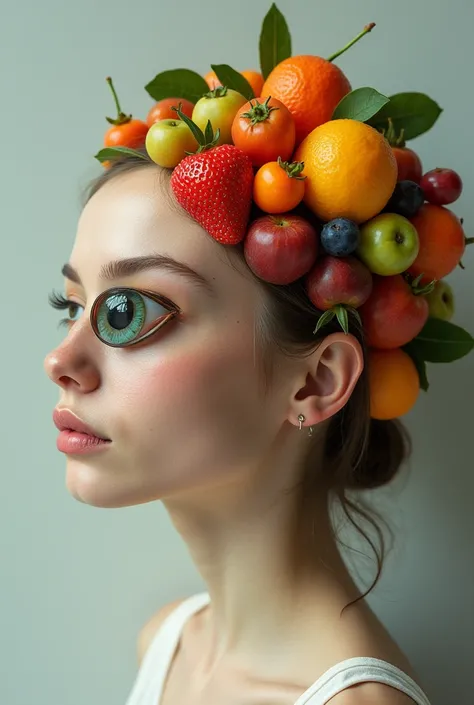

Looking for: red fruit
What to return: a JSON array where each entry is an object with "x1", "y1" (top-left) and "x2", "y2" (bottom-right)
[
  {"x1": 146, "y1": 97, "x2": 194, "y2": 127},
  {"x1": 104, "y1": 76, "x2": 148, "y2": 149},
  {"x1": 359, "y1": 275, "x2": 429, "y2": 349},
  {"x1": 392, "y1": 147, "x2": 423, "y2": 183},
  {"x1": 170, "y1": 144, "x2": 254, "y2": 245},
  {"x1": 244, "y1": 214, "x2": 318, "y2": 284},
  {"x1": 420, "y1": 168, "x2": 463, "y2": 205},
  {"x1": 408, "y1": 204, "x2": 466, "y2": 283},
  {"x1": 306, "y1": 256, "x2": 373, "y2": 311}
]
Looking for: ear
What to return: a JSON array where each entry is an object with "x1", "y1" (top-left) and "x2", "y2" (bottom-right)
[{"x1": 287, "y1": 332, "x2": 364, "y2": 430}]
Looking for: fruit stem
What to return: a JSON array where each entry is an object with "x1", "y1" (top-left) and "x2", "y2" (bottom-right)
[
  {"x1": 106, "y1": 76, "x2": 131, "y2": 125},
  {"x1": 241, "y1": 96, "x2": 278, "y2": 125},
  {"x1": 465, "y1": 237, "x2": 474, "y2": 245},
  {"x1": 327, "y1": 22, "x2": 376, "y2": 63}
]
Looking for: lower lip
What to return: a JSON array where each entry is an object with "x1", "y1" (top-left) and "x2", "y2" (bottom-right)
[{"x1": 56, "y1": 430, "x2": 112, "y2": 455}]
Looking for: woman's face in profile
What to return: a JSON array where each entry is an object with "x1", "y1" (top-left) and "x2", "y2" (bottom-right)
[{"x1": 44, "y1": 167, "x2": 295, "y2": 509}]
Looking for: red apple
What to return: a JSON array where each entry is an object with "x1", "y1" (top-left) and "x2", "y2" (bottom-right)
[
  {"x1": 359, "y1": 275, "x2": 429, "y2": 349},
  {"x1": 244, "y1": 214, "x2": 319, "y2": 284},
  {"x1": 306, "y1": 256, "x2": 373, "y2": 311},
  {"x1": 420, "y1": 168, "x2": 463, "y2": 205}
]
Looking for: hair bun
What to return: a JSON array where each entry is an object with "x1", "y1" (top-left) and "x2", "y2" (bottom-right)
[{"x1": 351, "y1": 418, "x2": 412, "y2": 490}]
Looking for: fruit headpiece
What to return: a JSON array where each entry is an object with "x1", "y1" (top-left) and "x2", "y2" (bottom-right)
[{"x1": 95, "y1": 4, "x2": 473, "y2": 421}]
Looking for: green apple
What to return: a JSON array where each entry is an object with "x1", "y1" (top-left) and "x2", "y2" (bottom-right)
[
  {"x1": 192, "y1": 88, "x2": 247, "y2": 145},
  {"x1": 357, "y1": 213, "x2": 420, "y2": 275},
  {"x1": 145, "y1": 119, "x2": 198, "y2": 168},
  {"x1": 425, "y1": 280, "x2": 455, "y2": 321}
]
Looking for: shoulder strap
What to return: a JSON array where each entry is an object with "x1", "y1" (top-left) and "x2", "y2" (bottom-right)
[
  {"x1": 294, "y1": 657, "x2": 432, "y2": 705},
  {"x1": 124, "y1": 592, "x2": 211, "y2": 705}
]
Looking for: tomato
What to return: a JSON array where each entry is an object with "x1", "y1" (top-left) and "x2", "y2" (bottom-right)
[
  {"x1": 146, "y1": 98, "x2": 194, "y2": 127},
  {"x1": 231, "y1": 96, "x2": 295, "y2": 166},
  {"x1": 104, "y1": 119, "x2": 149, "y2": 149},
  {"x1": 192, "y1": 88, "x2": 247, "y2": 145},
  {"x1": 104, "y1": 77, "x2": 148, "y2": 149},
  {"x1": 253, "y1": 159, "x2": 305, "y2": 213},
  {"x1": 392, "y1": 147, "x2": 423, "y2": 183},
  {"x1": 145, "y1": 119, "x2": 197, "y2": 168}
]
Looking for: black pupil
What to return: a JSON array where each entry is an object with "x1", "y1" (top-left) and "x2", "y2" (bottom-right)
[{"x1": 106, "y1": 294, "x2": 134, "y2": 330}]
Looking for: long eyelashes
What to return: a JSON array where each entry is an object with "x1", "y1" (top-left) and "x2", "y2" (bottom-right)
[
  {"x1": 48, "y1": 287, "x2": 181, "y2": 345},
  {"x1": 48, "y1": 290, "x2": 82, "y2": 328}
]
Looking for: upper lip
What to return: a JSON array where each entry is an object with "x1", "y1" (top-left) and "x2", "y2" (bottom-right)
[{"x1": 53, "y1": 408, "x2": 111, "y2": 440}]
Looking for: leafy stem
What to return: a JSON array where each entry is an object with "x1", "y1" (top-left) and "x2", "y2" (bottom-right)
[
  {"x1": 327, "y1": 22, "x2": 376, "y2": 63},
  {"x1": 105, "y1": 76, "x2": 132, "y2": 126}
]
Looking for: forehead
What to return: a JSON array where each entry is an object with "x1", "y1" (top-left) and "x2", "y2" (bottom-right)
[{"x1": 74, "y1": 168, "x2": 223, "y2": 273}]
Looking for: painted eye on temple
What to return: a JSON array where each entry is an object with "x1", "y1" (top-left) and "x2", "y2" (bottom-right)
[{"x1": 90, "y1": 287, "x2": 179, "y2": 348}]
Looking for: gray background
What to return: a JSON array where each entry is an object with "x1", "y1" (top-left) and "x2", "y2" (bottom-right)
[{"x1": 1, "y1": 0, "x2": 473, "y2": 704}]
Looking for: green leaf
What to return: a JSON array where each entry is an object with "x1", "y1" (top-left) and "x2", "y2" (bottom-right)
[
  {"x1": 145, "y1": 69, "x2": 209, "y2": 104},
  {"x1": 204, "y1": 119, "x2": 214, "y2": 144},
  {"x1": 314, "y1": 309, "x2": 335, "y2": 334},
  {"x1": 259, "y1": 3, "x2": 292, "y2": 80},
  {"x1": 210, "y1": 64, "x2": 254, "y2": 100},
  {"x1": 368, "y1": 92, "x2": 443, "y2": 140},
  {"x1": 332, "y1": 87, "x2": 390, "y2": 122},
  {"x1": 411, "y1": 318, "x2": 474, "y2": 363},
  {"x1": 403, "y1": 342, "x2": 430, "y2": 391},
  {"x1": 94, "y1": 147, "x2": 149, "y2": 163},
  {"x1": 334, "y1": 305, "x2": 349, "y2": 334}
]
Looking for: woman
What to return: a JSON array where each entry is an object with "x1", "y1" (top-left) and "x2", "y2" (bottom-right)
[{"x1": 44, "y1": 153, "x2": 432, "y2": 705}]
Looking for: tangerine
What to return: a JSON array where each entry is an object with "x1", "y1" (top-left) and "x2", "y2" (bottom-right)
[
  {"x1": 368, "y1": 348, "x2": 420, "y2": 420},
  {"x1": 261, "y1": 55, "x2": 351, "y2": 144},
  {"x1": 408, "y1": 204, "x2": 466, "y2": 283},
  {"x1": 241, "y1": 70, "x2": 264, "y2": 96},
  {"x1": 295, "y1": 119, "x2": 397, "y2": 224}
]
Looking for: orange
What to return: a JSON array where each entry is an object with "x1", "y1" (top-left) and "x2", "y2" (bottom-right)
[
  {"x1": 294, "y1": 119, "x2": 397, "y2": 224},
  {"x1": 408, "y1": 204, "x2": 466, "y2": 283},
  {"x1": 241, "y1": 70, "x2": 264, "y2": 96},
  {"x1": 204, "y1": 70, "x2": 221, "y2": 90},
  {"x1": 204, "y1": 70, "x2": 264, "y2": 97},
  {"x1": 368, "y1": 348, "x2": 420, "y2": 420},
  {"x1": 261, "y1": 55, "x2": 351, "y2": 144}
]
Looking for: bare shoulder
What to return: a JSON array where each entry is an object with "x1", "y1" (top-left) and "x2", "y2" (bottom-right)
[
  {"x1": 137, "y1": 597, "x2": 185, "y2": 665},
  {"x1": 328, "y1": 682, "x2": 422, "y2": 704}
]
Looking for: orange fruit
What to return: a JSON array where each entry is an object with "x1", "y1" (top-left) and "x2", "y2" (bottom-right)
[
  {"x1": 408, "y1": 204, "x2": 466, "y2": 283},
  {"x1": 294, "y1": 119, "x2": 397, "y2": 224},
  {"x1": 204, "y1": 70, "x2": 221, "y2": 90},
  {"x1": 241, "y1": 70, "x2": 264, "y2": 96},
  {"x1": 261, "y1": 55, "x2": 351, "y2": 144},
  {"x1": 368, "y1": 348, "x2": 420, "y2": 420},
  {"x1": 204, "y1": 70, "x2": 264, "y2": 97}
]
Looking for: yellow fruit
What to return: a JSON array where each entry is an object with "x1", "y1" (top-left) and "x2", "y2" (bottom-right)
[
  {"x1": 368, "y1": 348, "x2": 420, "y2": 420},
  {"x1": 295, "y1": 119, "x2": 397, "y2": 224}
]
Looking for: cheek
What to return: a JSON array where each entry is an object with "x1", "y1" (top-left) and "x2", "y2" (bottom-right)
[{"x1": 114, "y1": 328, "x2": 265, "y2": 451}]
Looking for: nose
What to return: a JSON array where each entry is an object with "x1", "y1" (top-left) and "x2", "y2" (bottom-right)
[{"x1": 44, "y1": 320, "x2": 101, "y2": 393}]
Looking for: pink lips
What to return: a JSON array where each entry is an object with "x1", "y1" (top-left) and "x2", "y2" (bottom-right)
[{"x1": 53, "y1": 408, "x2": 111, "y2": 455}]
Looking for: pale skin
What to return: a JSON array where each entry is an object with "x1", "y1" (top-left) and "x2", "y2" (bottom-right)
[{"x1": 45, "y1": 167, "x2": 422, "y2": 704}]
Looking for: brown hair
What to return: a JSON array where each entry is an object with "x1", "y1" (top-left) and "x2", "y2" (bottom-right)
[{"x1": 85, "y1": 151, "x2": 411, "y2": 610}]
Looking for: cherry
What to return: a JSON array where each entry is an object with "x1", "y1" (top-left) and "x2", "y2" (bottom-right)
[{"x1": 420, "y1": 168, "x2": 463, "y2": 206}]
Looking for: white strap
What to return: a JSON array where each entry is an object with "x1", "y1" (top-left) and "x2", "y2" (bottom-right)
[
  {"x1": 124, "y1": 592, "x2": 210, "y2": 705},
  {"x1": 294, "y1": 657, "x2": 431, "y2": 705}
]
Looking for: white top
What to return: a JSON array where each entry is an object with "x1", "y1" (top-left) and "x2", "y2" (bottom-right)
[{"x1": 125, "y1": 592, "x2": 432, "y2": 705}]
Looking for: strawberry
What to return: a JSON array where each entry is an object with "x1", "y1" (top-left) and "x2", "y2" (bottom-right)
[{"x1": 169, "y1": 108, "x2": 254, "y2": 244}]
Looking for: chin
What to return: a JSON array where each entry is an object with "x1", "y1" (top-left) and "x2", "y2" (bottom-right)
[{"x1": 64, "y1": 459, "x2": 158, "y2": 509}]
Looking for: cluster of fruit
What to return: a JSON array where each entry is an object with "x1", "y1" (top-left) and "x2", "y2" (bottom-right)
[{"x1": 95, "y1": 3, "x2": 473, "y2": 422}]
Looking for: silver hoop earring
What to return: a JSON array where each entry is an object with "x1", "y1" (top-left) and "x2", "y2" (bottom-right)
[
  {"x1": 308, "y1": 425, "x2": 314, "y2": 438},
  {"x1": 298, "y1": 414, "x2": 305, "y2": 431}
]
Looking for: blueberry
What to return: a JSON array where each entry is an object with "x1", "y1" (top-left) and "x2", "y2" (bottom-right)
[
  {"x1": 320, "y1": 218, "x2": 360, "y2": 257},
  {"x1": 385, "y1": 180, "x2": 425, "y2": 219}
]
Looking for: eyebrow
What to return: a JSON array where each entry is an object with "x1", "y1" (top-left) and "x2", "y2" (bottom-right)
[{"x1": 61, "y1": 254, "x2": 216, "y2": 297}]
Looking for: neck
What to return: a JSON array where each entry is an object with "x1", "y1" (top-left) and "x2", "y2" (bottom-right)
[{"x1": 162, "y1": 431, "x2": 361, "y2": 664}]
